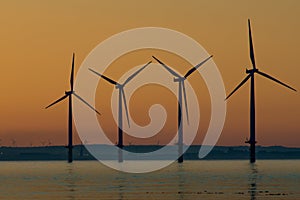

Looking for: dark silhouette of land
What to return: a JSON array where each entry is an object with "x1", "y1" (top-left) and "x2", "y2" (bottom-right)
[{"x1": 0, "y1": 145, "x2": 299, "y2": 161}]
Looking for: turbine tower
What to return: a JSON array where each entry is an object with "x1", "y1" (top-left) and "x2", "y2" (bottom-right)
[
  {"x1": 225, "y1": 19, "x2": 296, "y2": 163},
  {"x1": 45, "y1": 53, "x2": 100, "y2": 163},
  {"x1": 89, "y1": 61, "x2": 152, "y2": 162},
  {"x1": 152, "y1": 55, "x2": 213, "y2": 163}
]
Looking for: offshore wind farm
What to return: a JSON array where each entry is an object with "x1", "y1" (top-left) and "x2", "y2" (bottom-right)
[{"x1": 0, "y1": 1, "x2": 300, "y2": 199}]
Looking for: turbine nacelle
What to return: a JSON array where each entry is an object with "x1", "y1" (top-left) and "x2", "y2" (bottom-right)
[
  {"x1": 174, "y1": 77, "x2": 186, "y2": 82},
  {"x1": 115, "y1": 84, "x2": 124, "y2": 89},
  {"x1": 246, "y1": 68, "x2": 258, "y2": 74},
  {"x1": 65, "y1": 91, "x2": 73, "y2": 95}
]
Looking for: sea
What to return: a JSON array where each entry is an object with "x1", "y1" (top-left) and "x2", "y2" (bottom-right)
[{"x1": 0, "y1": 160, "x2": 299, "y2": 199}]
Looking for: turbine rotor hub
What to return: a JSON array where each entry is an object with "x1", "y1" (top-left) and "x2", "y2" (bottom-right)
[
  {"x1": 246, "y1": 68, "x2": 259, "y2": 74},
  {"x1": 115, "y1": 84, "x2": 123, "y2": 89},
  {"x1": 174, "y1": 77, "x2": 185, "y2": 82},
  {"x1": 65, "y1": 91, "x2": 73, "y2": 95}
]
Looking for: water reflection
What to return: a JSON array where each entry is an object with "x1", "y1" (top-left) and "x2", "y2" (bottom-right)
[
  {"x1": 177, "y1": 164, "x2": 185, "y2": 200},
  {"x1": 65, "y1": 164, "x2": 76, "y2": 200},
  {"x1": 0, "y1": 161, "x2": 295, "y2": 199},
  {"x1": 248, "y1": 163, "x2": 258, "y2": 200},
  {"x1": 115, "y1": 173, "x2": 125, "y2": 200}
]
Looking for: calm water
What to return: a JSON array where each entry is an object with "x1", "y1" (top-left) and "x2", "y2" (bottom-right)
[{"x1": 0, "y1": 160, "x2": 299, "y2": 199}]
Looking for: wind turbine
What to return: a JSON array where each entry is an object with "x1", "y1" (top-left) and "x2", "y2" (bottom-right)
[
  {"x1": 45, "y1": 53, "x2": 100, "y2": 163},
  {"x1": 89, "y1": 61, "x2": 152, "y2": 162},
  {"x1": 152, "y1": 55, "x2": 213, "y2": 163},
  {"x1": 225, "y1": 19, "x2": 297, "y2": 163}
]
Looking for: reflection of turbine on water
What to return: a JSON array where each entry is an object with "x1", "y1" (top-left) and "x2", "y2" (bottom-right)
[
  {"x1": 248, "y1": 164, "x2": 258, "y2": 200},
  {"x1": 177, "y1": 164, "x2": 186, "y2": 200},
  {"x1": 65, "y1": 164, "x2": 76, "y2": 200},
  {"x1": 116, "y1": 175, "x2": 125, "y2": 200}
]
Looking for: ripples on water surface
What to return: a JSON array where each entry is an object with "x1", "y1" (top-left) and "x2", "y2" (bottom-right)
[{"x1": 0, "y1": 160, "x2": 299, "y2": 199}]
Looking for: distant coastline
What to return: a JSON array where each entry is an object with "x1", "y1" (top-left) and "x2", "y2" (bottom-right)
[{"x1": 0, "y1": 145, "x2": 299, "y2": 161}]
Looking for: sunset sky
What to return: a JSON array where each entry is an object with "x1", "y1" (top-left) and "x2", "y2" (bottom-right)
[{"x1": 0, "y1": 0, "x2": 299, "y2": 147}]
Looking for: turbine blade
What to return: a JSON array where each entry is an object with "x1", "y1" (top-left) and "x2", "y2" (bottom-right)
[
  {"x1": 45, "y1": 94, "x2": 68, "y2": 109},
  {"x1": 70, "y1": 53, "x2": 75, "y2": 91},
  {"x1": 225, "y1": 74, "x2": 251, "y2": 100},
  {"x1": 184, "y1": 55, "x2": 213, "y2": 78},
  {"x1": 121, "y1": 89, "x2": 130, "y2": 127},
  {"x1": 152, "y1": 56, "x2": 181, "y2": 78},
  {"x1": 257, "y1": 71, "x2": 297, "y2": 92},
  {"x1": 73, "y1": 92, "x2": 101, "y2": 115},
  {"x1": 248, "y1": 19, "x2": 256, "y2": 69},
  {"x1": 123, "y1": 61, "x2": 152, "y2": 86},
  {"x1": 89, "y1": 68, "x2": 118, "y2": 85},
  {"x1": 182, "y1": 81, "x2": 189, "y2": 125}
]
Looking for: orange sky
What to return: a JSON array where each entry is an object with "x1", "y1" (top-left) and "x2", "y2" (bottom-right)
[{"x1": 0, "y1": 0, "x2": 299, "y2": 147}]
